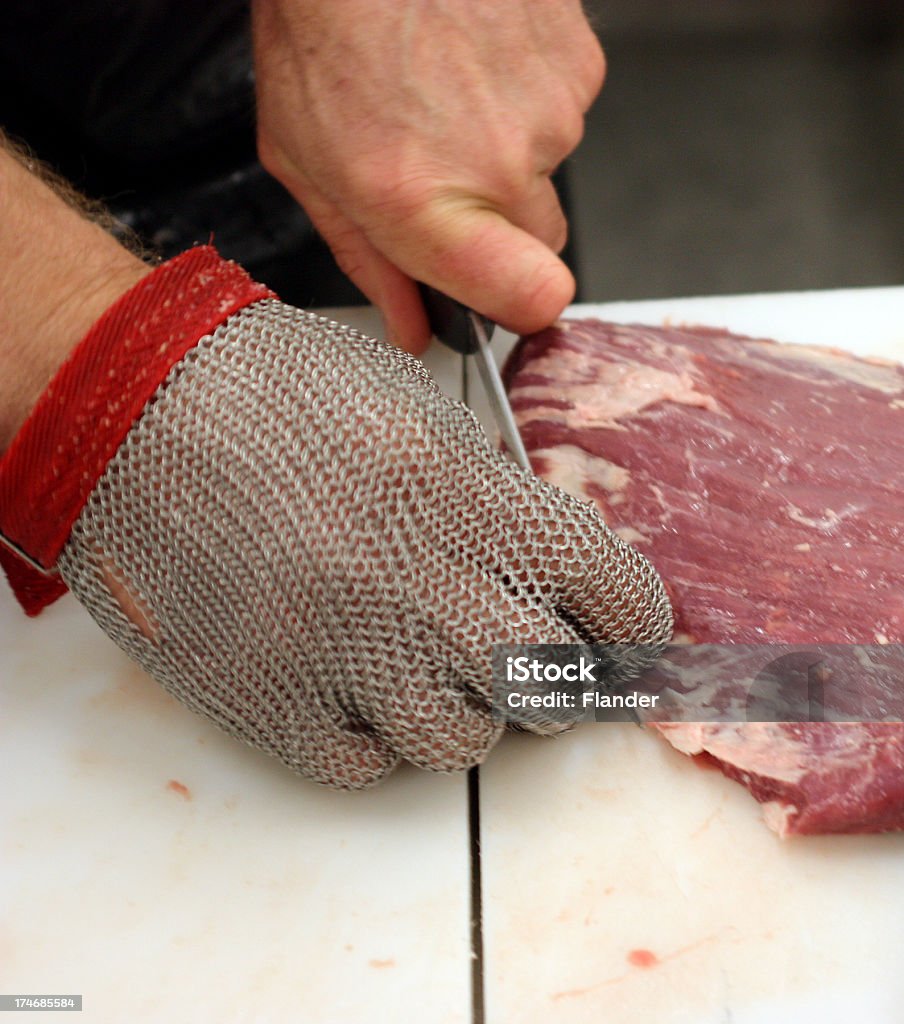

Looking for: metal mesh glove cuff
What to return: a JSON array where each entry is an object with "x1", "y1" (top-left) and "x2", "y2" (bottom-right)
[{"x1": 0, "y1": 246, "x2": 274, "y2": 613}]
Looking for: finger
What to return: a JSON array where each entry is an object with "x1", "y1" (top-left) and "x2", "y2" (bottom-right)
[
  {"x1": 352, "y1": 523, "x2": 590, "y2": 744},
  {"x1": 433, "y1": 546, "x2": 588, "y2": 735},
  {"x1": 368, "y1": 664, "x2": 504, "y2": 774},
  {"x1": 282, "y1": 691, "x2": 402, "y2": 790},
  {"x1": 382, "y1": 200, "x2": 576, "y2": 337},
  {"x1": 206, "y1": 617, "x2": 400, "y2": 790},
  {"x1": 521, "y1": 489, "x2": 674, "y2": 688},
  {"x1": 424, "y1": 437, "x2": 672, "y2": 647},
  {"x1": 529, "y1": 485, "x2": 673, "y2": 645},
  {"x1": 297, "y1": 184, "x2": 432, "y2": 354}
]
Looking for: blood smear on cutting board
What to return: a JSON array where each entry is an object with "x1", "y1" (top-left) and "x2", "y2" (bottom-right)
[
  {"x1": 166, "y1": 780, "x2": 192, "y2": 800},
  {"x1": 627, "y1": 949, "x2": 659, "y2": 968}
]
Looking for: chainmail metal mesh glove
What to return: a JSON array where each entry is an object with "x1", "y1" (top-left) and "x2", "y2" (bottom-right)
[{"x1": 0, "y1": 248, "x2": 672, "y2": 789}]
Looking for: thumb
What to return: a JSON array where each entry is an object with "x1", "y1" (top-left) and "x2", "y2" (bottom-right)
[{"x1": 385, "y1": 202, "x2": 577, "y2": 336}]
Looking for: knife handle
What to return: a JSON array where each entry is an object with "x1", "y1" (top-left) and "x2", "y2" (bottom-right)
[{"x1": 417, "y1": 283, "x2": 495, "y2": 354}]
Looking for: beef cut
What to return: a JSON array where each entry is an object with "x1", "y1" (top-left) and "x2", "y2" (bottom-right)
[{"x1": 504, "y1": 319, "x2": 904, "y2": 836}]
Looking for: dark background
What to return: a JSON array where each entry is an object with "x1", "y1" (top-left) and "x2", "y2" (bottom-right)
[
  {"x1": 572, "y1": 0, "x2": 904, "y2": 301},
  {"x1": 3, "y1": 1, "x2": 902, "y2": 306}
]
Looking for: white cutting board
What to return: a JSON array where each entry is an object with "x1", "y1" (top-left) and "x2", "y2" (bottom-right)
[
  {"x1": 0, "y1": 315, "x2": 473, "y2": 1024},
  {"x1": 3, "y1": 288, "x2": 904, "y2": 1023},
  {"x1": 475, "y1": 287, "x2": 904, "y2": 1024}
]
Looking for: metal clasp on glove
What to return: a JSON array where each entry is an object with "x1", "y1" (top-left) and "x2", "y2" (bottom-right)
[{"x1": 0, "y1": 529, "x2": 57, "y2": 576}]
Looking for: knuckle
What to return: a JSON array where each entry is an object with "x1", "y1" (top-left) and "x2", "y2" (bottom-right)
[
  {"x1": 585, "y1": 37, "x2": 607, "y2": 99},
  {"x1": 533, "y1": 90, "x2": 587, "y2": 169},
  {"x1": 553, "y1": 108, "x2": 586, "y2": 159},
  {"x1": 346, "y1": 160, "x2": 440, "y2": 223},
  {"x1": 495, "y1": 132, "x2": 536, "y2": 189},
  {"x1": 571, "y1": 27, "x2": 606, "y2": 104}
]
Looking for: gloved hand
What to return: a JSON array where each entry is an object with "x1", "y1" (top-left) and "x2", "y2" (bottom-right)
[{"x1": 0, "y1": 247, "x2": 671, "y2": 788}]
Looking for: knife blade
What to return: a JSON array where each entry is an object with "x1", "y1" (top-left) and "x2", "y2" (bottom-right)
[{"x1": 418, "y1": 284, "x2": 531, "y2": 471}]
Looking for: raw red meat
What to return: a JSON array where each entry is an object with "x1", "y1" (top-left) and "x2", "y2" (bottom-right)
[{"x1": 504, "y1": 319, "x2": 904, "y2": 836}]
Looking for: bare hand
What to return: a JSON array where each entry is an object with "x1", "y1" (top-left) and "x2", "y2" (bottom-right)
[{"x1": 251, "y1": 0, "x2": 605, "y2": 352}]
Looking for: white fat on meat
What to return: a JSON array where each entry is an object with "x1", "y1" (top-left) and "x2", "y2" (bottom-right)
[
  {"x1": 654, "y1": 723, "x2": 809, "y2": 785},
  {"x1": 785, "y1": 503, "x2": 866, "y2": 532},
  {"x1": 510, "y1": 348, "x2": 719, "y2": 429},
  {"x1": 762, "y1": 801, "x2": 799, "y2": 837},
  {"x1": 529, "y1": 444, "x2": 630, "y2": 504},
  {"x1": 748, "y1": 340, "x2": 904, "y2": 395},
  {"x1": 529, "y1": 446, "x2": 648, "y2": 541}
]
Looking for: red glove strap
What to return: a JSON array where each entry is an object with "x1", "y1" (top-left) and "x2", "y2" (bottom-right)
[{"x1": 0, "y1": 246, "x2": 275, "y2": 615}]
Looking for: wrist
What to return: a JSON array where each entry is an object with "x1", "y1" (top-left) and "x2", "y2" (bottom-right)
[
  {"x1": 0, "y1": 246, "x2": 274, "y2": 614},
  {"x1": 0, "y1": 149, "x2": 151, "y2": 451}
]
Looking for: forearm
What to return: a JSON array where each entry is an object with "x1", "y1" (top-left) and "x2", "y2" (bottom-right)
[{"x1": 0, "y1": 134, "x2": 151, "y2": 451}]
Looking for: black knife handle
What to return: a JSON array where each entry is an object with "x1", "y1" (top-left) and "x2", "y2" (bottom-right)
[{"x1": 417, "y1": 283, "x2": 495, "y2": 355}]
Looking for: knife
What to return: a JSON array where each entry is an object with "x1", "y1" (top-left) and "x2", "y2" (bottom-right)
[{"x1": 418, "y1": 284, "x2": 531, "y2": 471}]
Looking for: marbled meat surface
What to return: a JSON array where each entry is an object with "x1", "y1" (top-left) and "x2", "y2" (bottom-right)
[{"x1": 504, "y1": 319, "x2": 904, "y2": 836}]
